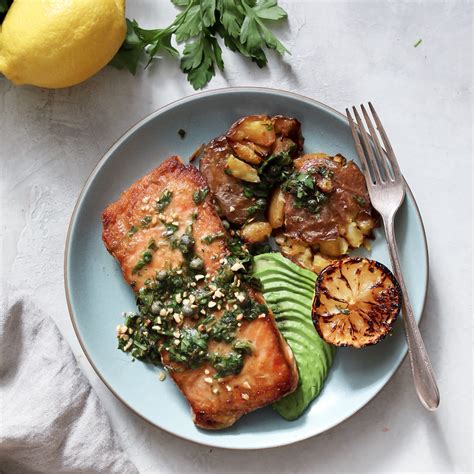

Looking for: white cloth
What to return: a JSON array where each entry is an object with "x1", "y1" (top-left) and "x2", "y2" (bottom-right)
[{"x1": 0, "y1": 297, "x2": 138, "y2": 474}]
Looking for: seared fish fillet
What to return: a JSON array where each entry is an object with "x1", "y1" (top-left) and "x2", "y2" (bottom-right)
[{"x1": 102, "y1": 157, "x2": 298, "y2": 429}]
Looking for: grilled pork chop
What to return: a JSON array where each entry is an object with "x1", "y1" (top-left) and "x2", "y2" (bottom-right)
[{"x1": 102, "y1": 157, "x2": 298, "y2": 429}]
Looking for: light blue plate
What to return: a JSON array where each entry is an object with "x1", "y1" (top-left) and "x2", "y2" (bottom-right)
[{"x1": 65, "y1": 88, "x2": 428, "y2": 449}]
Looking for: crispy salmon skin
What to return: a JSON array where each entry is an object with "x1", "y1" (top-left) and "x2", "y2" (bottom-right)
[{"x1": 102, "y1": 157, "x2": 298, "y2": 429}]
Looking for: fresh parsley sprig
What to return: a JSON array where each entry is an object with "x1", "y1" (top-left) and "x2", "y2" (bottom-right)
[
  {"x1": 110, "y1": 0, "x2": 289, "y2": 90},
  {"x1": 0, "y1": 0, "x2": 12, "y2": 23},
  {"x1": 0, "y1": 0, "x2": 11, "y2": 13}
]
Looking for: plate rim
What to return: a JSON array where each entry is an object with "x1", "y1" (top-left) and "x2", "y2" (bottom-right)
[{"x1": 64, "y1": 86, "x2": 430, "y2": 450}]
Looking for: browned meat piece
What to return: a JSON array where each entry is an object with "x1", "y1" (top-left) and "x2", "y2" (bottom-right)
[
  {"x1": 199, "y1": 136, "x2": 255, "y2": 225},
  {"x1": 102, "y1": 156, "x2": 298, "y2": 429},
  {"x1": 283, "y1": 154, "x2": 376, "y2": 250},
  {"x1": 200, "y1": 115, "x2": 304, "y2": 226}
]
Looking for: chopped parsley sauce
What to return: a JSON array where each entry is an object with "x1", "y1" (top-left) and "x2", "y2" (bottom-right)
[
  {"x1": 140, "y1": 215, "x2": 152, "y2": 227},
  {"x1": 118, "y1": 224, "x2": 268, "y2": 379},
  {"x1": 201, "y1": 231, "x2": 225, "y2": 244},
  {"x1": 353, "y1": 195, "x2": 366, "y2": 207},
  {"x1": 282, "y1": 167, "x2": 331, "y2": 215},
  {"x1": 132, "y1": 239, "x2": 158, "y2": 274},
  {"x1": 193, "y1": 187, "x2": 209, "y2": 204},
  {"x1": 155, "y1": 189, "x2": 173, "y2": 212},
  {"x1": 127, "y1": 225, "x2": 139, "y2": 238}
]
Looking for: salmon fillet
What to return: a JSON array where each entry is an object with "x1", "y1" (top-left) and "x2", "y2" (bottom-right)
[{"x1": 102, "y1": 157, "x2": 298, "y2": 429}]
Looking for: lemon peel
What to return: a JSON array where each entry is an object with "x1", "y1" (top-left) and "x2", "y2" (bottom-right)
[{"x1": 0, "y1": 0, "x2": 126, "y2": 88}]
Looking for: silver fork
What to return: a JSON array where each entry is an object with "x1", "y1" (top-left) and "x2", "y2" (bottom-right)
[{"x1": 346, "y1": 103, "x2": 439, "y2": 411}]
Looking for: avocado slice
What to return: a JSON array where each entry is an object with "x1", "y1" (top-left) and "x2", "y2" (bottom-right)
[
  {"x1": 254, "y1": 253, "x2": 316, "y2": 285},
  {"x1": 253, "y1": 253, "x2": 335, "y2": 420},
  {"x1": 255, "y1": 273, "x2": 314, "y2": 292}
]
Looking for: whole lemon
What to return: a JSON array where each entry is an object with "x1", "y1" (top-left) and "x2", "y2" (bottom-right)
[{"x1": 0, "y1": 0, "x2": 126, "y2": 88}]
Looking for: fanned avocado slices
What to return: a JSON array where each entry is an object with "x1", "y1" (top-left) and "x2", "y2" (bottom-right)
[{"x1": 253, "y1": 253, "x2": 335, "y2": 420}]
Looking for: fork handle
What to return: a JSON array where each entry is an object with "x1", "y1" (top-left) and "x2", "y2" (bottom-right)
[{"x1": 383, "y1": 216, "x2": 440, "y2": 411}]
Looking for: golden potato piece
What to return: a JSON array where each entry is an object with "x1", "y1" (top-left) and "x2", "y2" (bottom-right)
[
  {"x1": 200, "y1": 137, "x2": 255, "y2": 225},
  {"x1": 225, "y1": 155, "x2": 260, "y2": 183},
  {"x1": 241, "y1": 221, "x2": 272, "y2": 243},
  {"x1": 231, "y1": 142, "x2": 262, "y2": 165},
  {"x1": 319, "y1": 237, "x2": 349, "y2": 257},
  {"x1": 312, "y1": 253, "x2": 333, "y2": 274},
  {"x1": 357, "y1": 217, "x2": 376, "y2": 235},
  {"x1": 245, "y1": 140, "x2": 272, "y2": 157},
  {"x1": 345, "y1": 222, "x2": 364, "y2": 248},
  {"x1": 227, "y1": 115, "x2": 276, "y2": 147},
  {"x1": 316, "y1": 177, "x2": 334, "y2": 193},
  {"x1": 332, "y1": 154, "x2": 347, "y2": 165},
  {"x1": 268, "y1": 188, "x2": 286, "y2": 229},
  {"x1": 272, "y1": 116, "x2": 303, "y2": 150},
  {"x1": 275, "y1": 235, "x2": 314, "y2": 271},
  {"x1": 294, "y1": 153, "x2": 330, "y2": 170}
]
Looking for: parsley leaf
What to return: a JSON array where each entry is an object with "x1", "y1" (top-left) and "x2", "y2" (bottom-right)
[
  {"x1": 127, "y1": 225, "x2": 139, "y2": 238},
  {"x1": 353, "y1": 195, "x2": 366, "y2": 207},
  {"x1": 193, "y1": 187, "x2": 209, "y2": 204},
  {"x1": 241, "y1": 0, "x2": 288, "y2": 56},
  {"x1": 171, "y1": 0, "x2": 191, "y2": 6},
  {"x1": 283, "y1": 170, "x2": 329, "y2": 215},
  {"x1": 156, "y1": 189, "x2": 173, "y2": 212},
  {"x1": 175, "y1": 4, "x2": 203, "y2": 42},
  {"x1": 110, "y1": 19, "x2": 178, "y2": 74},
  {"x1": 0, "y1": 0, "x2": 11, "y2": 12},
  {"x1": 254, "y1": 0, "x2": 288, "y2": 21},
  {"x1": 259, "y1": 150, "x2": 293, "y2": 185},
  {"x1": 109, "y1": 19, "x2": 146, "y2": 74},
  {"x1": 201, "y1": 231, "x2": 225, "y2": 244},
  {"x1": 218, "y1": 0, "x2": 242, "y2": 38},
  {"x1": 110, "y1": 0, "x2": 289, "y2": 90},
  {"x1": 0, "y1": 0, "x2": 12, "y2": 23},
  {"x1": 200, "y1": 0, "x2": 217, "y2": 28},
  {"x1": 181, "y1": 32, "x2": 224, "y2": 88},
  {"x1": 211, "y1": 351, "x2": 243, "y2": 377}
]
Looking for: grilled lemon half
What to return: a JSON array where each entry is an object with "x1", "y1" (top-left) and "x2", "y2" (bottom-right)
[{"x1": 312, "y1": 257, "x2": 401, "y2": 348}]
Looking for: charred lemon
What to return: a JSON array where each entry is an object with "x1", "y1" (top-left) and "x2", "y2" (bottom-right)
[{"x1": 312, "y1": 257, "x2": 401, "y2": 348}]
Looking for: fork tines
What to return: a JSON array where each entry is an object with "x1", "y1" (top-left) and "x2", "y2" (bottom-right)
[{"x1": 346, "y1": 103, "x2": 402, "y2": 186}]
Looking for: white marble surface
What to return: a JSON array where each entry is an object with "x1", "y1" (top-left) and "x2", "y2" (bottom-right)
[{"x1": 1, "y1": 1, "x2": 472, "y2": 472}]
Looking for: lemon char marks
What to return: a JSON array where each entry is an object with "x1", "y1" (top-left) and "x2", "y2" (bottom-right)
[{"x1": 312, "y1": 257, "x2": 401, "y2": 348}]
